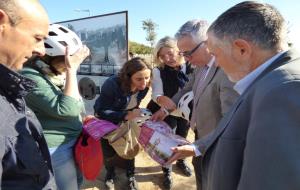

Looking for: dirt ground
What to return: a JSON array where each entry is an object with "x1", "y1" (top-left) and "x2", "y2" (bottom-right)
[{"x1": 81, "y1": 89, "x2": 197, "y2": 190}]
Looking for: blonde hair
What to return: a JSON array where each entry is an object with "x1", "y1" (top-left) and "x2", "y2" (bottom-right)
[{"x1": 153, "y1": 36, "x2": 184, "y2": 68}]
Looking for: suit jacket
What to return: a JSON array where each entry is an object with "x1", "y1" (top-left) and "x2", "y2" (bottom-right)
[
  {"x1": 173, "y1": 63, "x2": 238, "y2": 139},
  {"x1": 197, "y1": 49, "x2": 300, "y2": 190}
]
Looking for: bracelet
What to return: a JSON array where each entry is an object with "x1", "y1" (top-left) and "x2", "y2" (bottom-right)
[{"x1": 160, "y1": 107, "x2": 169, "y2": 116}]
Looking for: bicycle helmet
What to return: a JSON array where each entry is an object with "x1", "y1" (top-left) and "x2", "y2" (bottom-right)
[
  {"x1": 177, "y1": 91, "x2": 194, "y2": 121},
  {"x1": 44, "y1": 24, "x2": 82, "y2": 56}
]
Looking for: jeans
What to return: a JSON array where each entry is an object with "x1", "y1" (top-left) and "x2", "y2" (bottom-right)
[{"x1": 49, "y1": 139, "x2": 83, "y2": 190}]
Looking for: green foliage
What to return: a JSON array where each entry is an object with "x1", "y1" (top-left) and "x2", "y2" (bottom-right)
[
  {"x1": 129, "y1": 41, "x2": 153, "y2": 55},
  {"x1": 142, "y1": 19, "x2": 158, "y2": 48}
]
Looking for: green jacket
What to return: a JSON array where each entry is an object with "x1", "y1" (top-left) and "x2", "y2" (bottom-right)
[{"x1": 21, "y1": 67, "x2": 83, "y2": 148}]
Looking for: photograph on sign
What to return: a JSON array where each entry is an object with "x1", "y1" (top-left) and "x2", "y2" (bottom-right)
[
  {"x1": 57, "y1": 11, "x2": 128, "y2": 114},
  {"x1": 57, "y1": 11, "x2": 128, "y2": 76}
]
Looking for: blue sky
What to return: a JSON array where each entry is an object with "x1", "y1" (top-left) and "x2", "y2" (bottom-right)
[{"x1": 40, "y1": 0, "x2": 299, "y2": 48}]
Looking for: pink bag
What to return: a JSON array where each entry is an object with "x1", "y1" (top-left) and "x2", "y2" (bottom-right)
[
  {"x1": 83, "y1": 117, "x2": 118, "y2": 140},
  {"x1": 138, "y1": 121, "x2": 190, "y2": 165}
]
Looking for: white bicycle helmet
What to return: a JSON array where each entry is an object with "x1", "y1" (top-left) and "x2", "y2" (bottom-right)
[
  {"x1": 134, "y1": 108, "x2": 153, "y2": 126},
  {"x1": 44, "y1": 24, "x2": 82, "y2": 56},
  {"x1": 177, "y1": 91, "x2": 194, "y2": 121}
]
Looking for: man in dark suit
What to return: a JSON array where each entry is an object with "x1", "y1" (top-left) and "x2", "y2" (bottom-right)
[{"x1": 167, "y1": 1, "x2": 300, "y2": 190}]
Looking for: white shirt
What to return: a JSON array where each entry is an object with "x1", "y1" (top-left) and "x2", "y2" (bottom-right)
[
  {"x1": 193, "y1": 51, "x2": 286, "y2": 157},
  {"x1": 151, "y1": 63, "x2": 188, "y2": 103},
  {"x1": 234, "y1": 51, "x2": 286, "y2": 95}
]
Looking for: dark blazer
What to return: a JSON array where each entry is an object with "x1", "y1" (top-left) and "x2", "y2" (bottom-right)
[
  {"x1": 0, "y1": 64, "x2": 56, "y2": 190},
  {"x1": 197, "y1": 49, "x2": 300, "y2": 190}
]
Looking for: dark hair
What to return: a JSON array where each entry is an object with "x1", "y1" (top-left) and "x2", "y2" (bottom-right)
[
  {"x1": 208, "y1": 1, "x2": 287, "y2": 50},
  {"x1": 118, "y1": 57, "x2": 152, "y2": 94},
  {"x1": 24, "y1": 55, "x2": 64, "y2": 76},
  {"x1": 0, "y1": 0, "x2": 22, "y2": 25}
]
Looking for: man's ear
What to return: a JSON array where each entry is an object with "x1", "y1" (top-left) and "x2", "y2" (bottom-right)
[
  {"x1": 0, "y1": 10, "x2": 4, "y2": 33},
  {"x1": 232, "y1": 39, "x2": 252, "y2": 61},
  {"x1": 0, "y1": 9, "x2": 9, "y2": 32}
]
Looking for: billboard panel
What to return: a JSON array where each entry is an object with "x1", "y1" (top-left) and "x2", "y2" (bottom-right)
[{"x1": 57, "y1": 11, "x2": 128, "y2": 114}]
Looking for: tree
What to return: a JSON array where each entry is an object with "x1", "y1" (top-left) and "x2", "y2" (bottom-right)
[
  {"x1": 142, "y1": 19, "x2": 158, "y2": 48},
  {"x1": 142, "y1": 19, "x2": 158, "y2": 65}
]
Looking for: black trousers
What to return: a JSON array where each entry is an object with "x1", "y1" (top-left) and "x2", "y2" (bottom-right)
[
  {"x1": 164, "y1": 115, "x2": 189, "y2": 138},
  {"x1": 193, "y1": 129, "x2": 202, "y2": 190},
  {"x1": 100, "y1": 138, "x2": 135, "y2": 176}
]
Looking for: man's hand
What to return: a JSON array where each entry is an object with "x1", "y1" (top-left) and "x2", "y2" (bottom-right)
[
  {"x1": 165, "y1": 145, "x2": 196, "y2": 165},
  {"x1": 150, "y1": 109, "x2": 167, "y2": 121},
  {"x1": 157, "y1": 96, "x2": 176, "y2": 111}
]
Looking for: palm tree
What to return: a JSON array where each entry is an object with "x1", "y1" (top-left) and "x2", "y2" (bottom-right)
[{"x1": 142, "y1": 19, "x2": 158, "y2": 66}]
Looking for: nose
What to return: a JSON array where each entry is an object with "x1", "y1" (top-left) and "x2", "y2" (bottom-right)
[
  {"x1": 161, "y1": 56, "x2": 170, "y2": 63},
  {"x1": 141, "y1": 78, "x2": 148, "y2": 87},
  {"x1": 184, "y1": 56, "x2": 191, "y2": 62},
  {"x1": 33, "y1": 41, "x2": 46, "y2": 57},
  {"x1": 142, "y1": 79, "x2": 147, "y2": 86}
]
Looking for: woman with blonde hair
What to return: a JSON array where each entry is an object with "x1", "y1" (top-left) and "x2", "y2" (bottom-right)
[{"x1": 147, "y1": 36, "x2": 193, "y2": 189}]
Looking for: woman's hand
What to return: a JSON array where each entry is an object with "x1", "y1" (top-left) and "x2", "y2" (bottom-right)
[
  {"x1": 63, "y1": 45, "x2": 89, "y2": 100},
  {"x1": 65, "y1": 45, "x2": 90, "y2": 73},
  {"x1": 125, "y1": 109, "x2": 142, "y2": 121}
]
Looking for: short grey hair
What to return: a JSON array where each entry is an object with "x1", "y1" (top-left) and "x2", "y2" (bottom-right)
[
  {"x1": 0, "y1": 0, "x2": 22, "y2": 25},
  {"x1": 208, "y1": 1, "x2": 288, "y2": 50},
  {"x1": 175, "y1": 19, "x2": 209, "y2": 43}
]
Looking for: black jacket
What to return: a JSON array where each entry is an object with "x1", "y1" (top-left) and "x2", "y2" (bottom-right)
[
  {"x1": 0, "y1": 64, "x2": 56, "y2": 190},
  {"x1": 94, "y1": 75, "x2": 149, "y2": 124}
]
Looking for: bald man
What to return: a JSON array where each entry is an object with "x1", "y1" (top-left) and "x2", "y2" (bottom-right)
[{"x1": 0, "y1": 0, "x2": 56, "y2": 189}]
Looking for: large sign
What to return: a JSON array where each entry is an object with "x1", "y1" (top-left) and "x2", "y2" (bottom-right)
[{"x1": 57, "y1": 11, "x2": 128, "y2": 114}]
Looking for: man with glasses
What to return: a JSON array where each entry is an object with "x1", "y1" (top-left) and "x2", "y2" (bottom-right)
[
  {"x1": 153, "y1": 19, "x2": 238, "y2": 190},
  {"x1": 179, "y1": 40, "x2": 206, "y2": 59}
]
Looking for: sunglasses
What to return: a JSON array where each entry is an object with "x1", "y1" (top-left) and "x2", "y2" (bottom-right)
[{"x1": 179, "y1": 41, "x2": 206, "y2": 58}]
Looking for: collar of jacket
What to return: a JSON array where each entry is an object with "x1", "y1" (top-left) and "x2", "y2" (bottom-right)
[
  {"x1": 135, "y1": 87, "x2": 149, "y2": 103},
  {"x1": 0, "y1": 64, "x2": 36, "y2": 97}
]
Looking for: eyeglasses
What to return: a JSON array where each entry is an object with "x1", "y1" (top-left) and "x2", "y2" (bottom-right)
[{"x1": 179, "y1": 41, "x2": 206, "y2": 58}]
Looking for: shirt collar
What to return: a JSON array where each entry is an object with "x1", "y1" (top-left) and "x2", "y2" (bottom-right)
[
  {"x1": 180, "y1": 62, "x2": 187, "y2": 73},
  {"x1": 0, "y1": 64, "x2": 36, "y2": 97},
  {"x1": 206, "y1": 56, "x2": 215, "y2": 68},
  {"x1": 234, "y1": 51, "x2": 286, "y2": 95}
]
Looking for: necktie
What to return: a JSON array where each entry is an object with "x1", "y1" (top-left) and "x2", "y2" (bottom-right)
[
  {"x1": 177, "y1": 70, "x2": 189, "y2": 89},
  {"x1": 190, "y1": 65, "x2": 209, "y2": 129}
]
